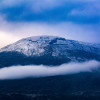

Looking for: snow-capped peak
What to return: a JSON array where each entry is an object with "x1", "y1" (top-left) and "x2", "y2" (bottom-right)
[{"x1": 0, "y1": 36, "x2": 100, "y2": 57}]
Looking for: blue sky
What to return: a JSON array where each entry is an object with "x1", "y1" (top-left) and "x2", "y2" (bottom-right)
[
  {"x1": 0, "y1": 0, "x2": 100, "y2": 48},
  {"x1": 0, "y1": 0, "x2": 100, "y2": 23}
]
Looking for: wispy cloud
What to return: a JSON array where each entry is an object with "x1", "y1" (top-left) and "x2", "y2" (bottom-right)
[
  {"x1": 0, "y1": 60, "x2": 99, "y2": 80},
  {"x1": 0, "y1": 19, "x2": 100, "y2": 48}
]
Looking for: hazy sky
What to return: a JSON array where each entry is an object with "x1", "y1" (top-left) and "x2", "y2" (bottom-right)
[{"x1": 0, "y1": 0, "x2": 100, "y2": 48}]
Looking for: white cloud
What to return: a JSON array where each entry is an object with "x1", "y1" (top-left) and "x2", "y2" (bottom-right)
[
  {"x1": 0, "y1": 31, "x2": 19, "y2": 48},
  {"x1": 0, "y1": 60, "x2": 99, "y2": 80},
  {"x1": 0, "y1": 18, "x2": 99, "y2": 48}
]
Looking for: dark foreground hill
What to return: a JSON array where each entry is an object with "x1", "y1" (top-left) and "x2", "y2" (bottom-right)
[{"x1": 0, "y1": 71, "x2": 100, "y2": 100}]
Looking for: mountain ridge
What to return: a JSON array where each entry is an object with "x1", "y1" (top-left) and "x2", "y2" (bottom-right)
[{"x1": 0, "y1": 36, "x2": 100, "y2": 67}]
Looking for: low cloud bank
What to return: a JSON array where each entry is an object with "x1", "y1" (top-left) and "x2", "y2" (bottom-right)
[{"x1": 0, "y1": 60, "x2": 100, "y2": 80}]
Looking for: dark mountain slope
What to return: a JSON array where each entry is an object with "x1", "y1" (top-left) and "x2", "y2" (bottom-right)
[{"x1": 0, "y1": 72, "x2": 100, "y2": 100}]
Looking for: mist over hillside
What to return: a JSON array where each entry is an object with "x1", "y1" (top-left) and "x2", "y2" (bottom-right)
[{"x1": 0, "y1": 60, "x2": 99, "y2": 80}]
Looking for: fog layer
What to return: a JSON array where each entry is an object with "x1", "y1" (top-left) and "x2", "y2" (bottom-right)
[{"x1": 0, "y1": 60, "x2": 100, "y2": 80}]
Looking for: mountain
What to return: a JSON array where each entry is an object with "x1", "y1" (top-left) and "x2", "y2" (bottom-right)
[
  {"x1": 0, "y1": 36, "x2": 100, "y2": 100},
  {"x1": 0, "y1": 36, "x2": 100, "y2": 67}
]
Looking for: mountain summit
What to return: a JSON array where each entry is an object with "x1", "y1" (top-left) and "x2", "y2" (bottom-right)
[{"x1": 0, "y1": 36, "x2": 100, "y2": 67}]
